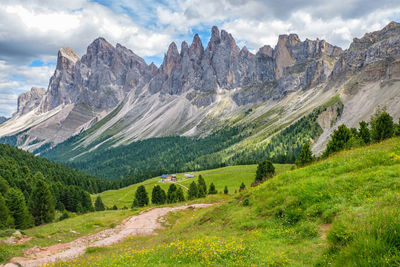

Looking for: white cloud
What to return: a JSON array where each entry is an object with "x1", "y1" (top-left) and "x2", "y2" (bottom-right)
[{"x1": 0, "y1": 0, "x2": 400, "y2": 116}]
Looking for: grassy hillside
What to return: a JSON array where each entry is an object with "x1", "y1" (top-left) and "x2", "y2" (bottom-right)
[
  {"x1": 61, "y1": 137, "x2": 400, "y2": 266},
  {"x1": 93, "y1": 164, "x2": 293, "y2": 208}
]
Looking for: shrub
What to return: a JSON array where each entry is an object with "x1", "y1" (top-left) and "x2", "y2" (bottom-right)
[
  {"x1": 239, "y1": 182, "x2": 246, "y2": 192},
  {"x1": 58, "y1": 210, "x2": 69, "y2": 221},
  {"x1": 224, "y1": 186, "x2": 228, "y2": 194}
]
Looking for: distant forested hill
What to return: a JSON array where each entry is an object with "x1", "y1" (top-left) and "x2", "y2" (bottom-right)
[{"x1": 0, "y1": 143, "x2": 117, "y2": 229}]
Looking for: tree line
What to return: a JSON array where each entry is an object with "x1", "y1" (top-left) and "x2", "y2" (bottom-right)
[
  {"x1": 0, "y1": 143, "x2": 117, "y2": 230},
  {"x1": 127, "y1": 175, "x2": 224, "y2": 208},
  {"x1": 294, "y1": 108, "x2": 400, "y2": 168}
]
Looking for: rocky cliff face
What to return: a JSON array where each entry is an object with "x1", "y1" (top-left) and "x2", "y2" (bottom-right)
[
  {"x1": 16, "y1": 87, "x2": 46, "y2": 116},
  {"x1": 2, "y1": 22, "x2": 400, "y2": 155}
]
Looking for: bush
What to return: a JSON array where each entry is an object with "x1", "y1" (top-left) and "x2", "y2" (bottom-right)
[
  {"x1": 242, "y1": 198, "x2": 249, "y2": 206},
  {"x1": 239, "y1": 182, "x2": 246, "y2": 192},
  {"x1": 224, "y1": 186, "x2": 228, "y2": 194},
  {"x1": 58, "y1": 210, "x2": 69, "y2": 221}
]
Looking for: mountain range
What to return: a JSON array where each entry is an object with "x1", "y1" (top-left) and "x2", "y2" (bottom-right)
[{"x1": 1, "y1": 22, "x2": 400, "y2": 179}]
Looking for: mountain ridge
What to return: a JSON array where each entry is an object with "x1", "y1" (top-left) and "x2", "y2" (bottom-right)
[{"x1": 1, "y1": 22, "x2": 400, "y2": 179}]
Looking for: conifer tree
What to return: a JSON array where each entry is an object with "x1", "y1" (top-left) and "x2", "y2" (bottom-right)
[
  {"x1": 134, "y1": 185, "x2": 149, "y2": 207},
  {"x1": 0, "y1": 177, "x2": 9, "y2": 195},
  {"x1": 167, "y1": 184, "x2": 177, "y2": 203},
  {"x1": 359, "y1": 121, "x2": 371, "y2": 144},
  {"x1": 5, "y1": 188, "x2": 33, "y2": 229},
  {"x1": 175, "y1": 187, "x2": 185, "y2": 202},
  {"x1": 370, "y1": 109, "x2": 394, "y2": 142},
  {"x1": 323, "y1": 124, "x2": 352, "y2": 156},
  {"x1": 224, "y1": 186, "x2": 228, "y2": 194},
  {"x1": 0, "y1": 194, "x2": 11, "y2": 229},
  {"x1": 295, "y1": 143, "x2": 314, "y2": 167},
  {"x1": 30, "y1": 178, "x2": 55, "y2": 225},
  {"x1": 152, "y1": 185, "x2": 166, "y2": 205},
  {"x1": 255, "y1": 160, "x2": 275, "y2": 182},
  {"x1": 208, "y1": 183, "x2": 217, "y2": 194},
  {"x1": 394, "y1": 119, "x2": 400, "y2": 136},
  {"x1": 188, "y1": 181, "x2": 198, "y2": 200},
  {"x1": 95, "y1": 196, "x2": 105, "y2": 211},
  {"x1": 197, "y1": 175, "x2": 207, "y2": 197}
]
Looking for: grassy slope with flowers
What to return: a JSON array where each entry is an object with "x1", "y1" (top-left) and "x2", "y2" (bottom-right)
[{"x1": 56, "y1": 137, "x2": 400, "y2": 266}]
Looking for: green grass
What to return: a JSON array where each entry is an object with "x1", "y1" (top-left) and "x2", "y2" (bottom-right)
[
  {"x1": 93, "y1": 164, "x2": 292, "y2": 208},
  {"x1": 58, "y1": 137, "x2": 400, "y2": 266},
  {"x1": 0, "y1": 210, "x2": 136, "y2": 263}
]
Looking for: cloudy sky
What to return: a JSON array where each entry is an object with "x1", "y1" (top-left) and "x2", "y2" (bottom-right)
[{"x1": 0, "y1": 0, "x2": 399, "y2": 117}]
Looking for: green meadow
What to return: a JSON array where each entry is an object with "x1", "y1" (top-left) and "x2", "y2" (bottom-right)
[
  {"x1": 58, "y1": 137, "x2": 400, "y2": 266},
  {"x1": 93, "y1": 164, "x2": 292, "y2": 208}
]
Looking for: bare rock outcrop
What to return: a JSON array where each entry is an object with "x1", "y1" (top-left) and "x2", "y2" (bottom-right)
[{"x1": 17, "y1": 87, "x2": 46, "y2": 115}]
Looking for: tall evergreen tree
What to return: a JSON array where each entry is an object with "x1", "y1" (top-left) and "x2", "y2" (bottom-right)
[
  {"x1": 188, "y1": 181, "x2": 198, "y2": 200},
  {"x1": 30, "y1": 178, "x2": 55, "y2": 225},
  {"x1": 323, "y1": 124, "x2": 352, "y2": 157},
  {"x1": 5, "y1": 188, "x2": 33, "y2": 229},
  {"x1": 394, "y1": 119, "x2": 400, "y2": 136},
  {"x1": 359, "y1": 121, "x2": 371, "y2": 144},
  {"x1": 0, "y1": 177, "x2": 9, "y2": 195},
  {"x1": 94, "y1": 196, "x2": 105, "y2": 211},
  {"x1": 370, "y1": 109, "x2": 394, "y2": 142},
  {"x1": 133, "y1": 185, "x2": 149, "y2": 207},
  {"x1": 197, "y1": 175, "x2": 207, "y2": 197},
  {"x1": 167, "y1": 184, "x2": 178, "y2": 203},
  {"x1": 152, "y1": 185, "x2": 166, "y2": 205},
  {"x1": 295, "y1": 143, "x2": 314, "y2": 167},
  {"x1": 255, "y1": 160, "x2": 275, "y2": 182},
  {"x1": 208, "y1": 183, "x2": 217, "y2": 194},
  {"x1": 175, "y1": 187, "x2": 185, "y2": 202},
  {"x1": 0, "y1": 194, "x2": 11, "y2": 229},
  {"x1": 81, "y1": 190, "x2": 94, "y2": 212}
]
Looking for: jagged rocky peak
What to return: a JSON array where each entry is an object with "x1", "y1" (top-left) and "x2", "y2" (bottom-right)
[
  {"x1": 274, "y1": 33, "x2": 342, "y2": 79},
  {"x1": 162, "y1": 42, "x2": 181, "y2": 77},
  {"x1": 57, "y1": 47, "x2": 79, "y2": 70},
  {"x1": 149, "y1": 62, "x2": 158, "y2": 75},
  {"x1": 332, "y1": 21, "x2": 400, "y2": 80},
  {"x1": 350, "y1": 21, "x2": 400, "y2": 51},
  {"x1": 17, "y1": 87, "x2": 46, "y2": 115},
  {"x1": 257, "y1": 45, "x2": 273, "y2": 57},
  {"x1": 189, "y1": 34, "x2": 204, "y2": 58}
]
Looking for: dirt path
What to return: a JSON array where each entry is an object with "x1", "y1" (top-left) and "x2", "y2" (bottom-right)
[{"x1": 5, "y1": 204, "x2": 214, "y2": 267}]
